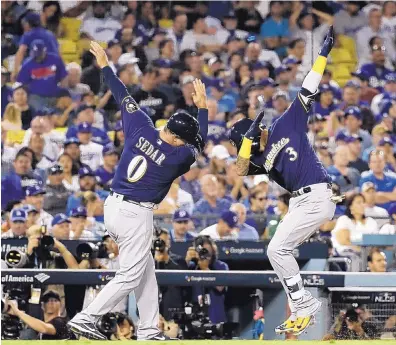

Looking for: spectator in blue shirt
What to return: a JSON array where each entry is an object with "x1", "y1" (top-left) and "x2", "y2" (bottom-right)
[
  {"x1": 360, "y1": 150, "x2": 396, "y2": 211},
  {"x1": 1, "y1": 67, "x2": 12, "y2": 116},
  {"x1": 209, "y1": 78, "x2": 236, "y2": 113},
  {"x1": 169, "y1": 209, "x2": 196, "y2": 242},
  {"x1": 95, "y1": 145, "x2": 119, "y2": 188},
  {"x1": 260, "y1": 1, "x2": 289, "y2": 57},
  {"x1": 194, "y1": 174, "x2": 232, "y2": 227},
  {"x1": 12, "y1": 11, "x2": 59, "y2": 81},
  {"x1": 1, "y1": 150, "x2": 43, "y2": 209},
  {"x1": 230, "y1": 203, "x2": 259, "y2": 240},
  {"x1": 315, "y1": 84, "x2": 338, "y2": 117},
  {"x1": 17, "y1": 39, "x2": 67, "y2": 109},
  {"x1": 180, "y1": 162, "x2": 202, "y2": 203}
]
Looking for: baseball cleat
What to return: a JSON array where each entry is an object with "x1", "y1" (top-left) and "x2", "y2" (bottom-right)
[
  {"x1": 292, "y1": 315, "x2": 316, "y2": 335},
  {"x1": 275, "y1": 317, "x2": 296, "y2": 334},
  {"x1": 67, "y1": 320, "x2": 107, "y2": 340},
  {"x1": 138, "y1": 332, "x2": 178, "y2": 341}
]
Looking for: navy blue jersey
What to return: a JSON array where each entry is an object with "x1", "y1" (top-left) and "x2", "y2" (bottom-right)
[
  {"x1": 252, "y1": 92, "x2": 331, "y2": 192},
  {"x1": 102, "y1": 67, "x2": 207, "y2": 204}
]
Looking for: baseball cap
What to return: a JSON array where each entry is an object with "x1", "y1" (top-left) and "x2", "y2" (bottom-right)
[
  {"x1": 26, "y1": 185, "x2": 46, "y2": 197},
  {"x1": 384, "y1": 72, "x2": 396, "y2": 84},
  {"x1": 173, "y1": 209, "x2": 191, "y2": 222},
  {"x1": 335, "y1": 132, "x2": 348, "y2": 142},
  {"x1": 257, "y1": 78, "x2": 277, "y2": 88},
  {"x1": 272, "y1": 90, "x2": 289, "y2": 101},
  {"x1": 51, "y1": 213, "x2": 70, "y2": 227},
  {"x1": 64, "y1": 137, "x2": 81, "y2": 146},
  {"x1": 308, "y1": 113, "x2": 326, "y2": 124},
  {"x1": 223, "y1": 10, "x2": 236, "y2": 19},
  {"x1": 209, "y1": 145, "x2": 230, "y2": 160},
  {"x1": 41, "y1": 290, "x2": 61, "y2": 303},
  {"x1": 210, "y1": 78, "x2": 225, "y2": 92},
  {"x1": 77, "y1": 122, "x2": 92, "y2": 133},
  {"x1": 103, "y1": 144, "x2": 118, "y2": 156},
  {"x1": 70, "y1": 206, "x2": 87, "y2": 218},
  {"x1": 114, "y1": 120, "x2": 123, "y2": 131},
  {"x1": 274, "y1": 65, "x2": 291, "y2": 76},
  {"x1": 351, "y1": 69, "x2": 369, "y2": 81},
  {"x1": 10, "y1": 209, "x2": 27, "y2": 223},
  {"x1": 23, "y1": 12, "x2": 41, "y2": 26},
  {"x1": 379, "y1": 137, "x2": 394, "y2": 146},
  {"x1": 153, "y1": 58, "x2": 173, "y2": 69},
  {"x1": 12, "y1": 82, "x2": 25, "y2": 92},
  {"x1": 361, "y1": 181, "x2": 376, "y2": 193},
  {"x1": 319, "y1": 84, "x2": 333, "y2": 94},
  {"x1": 30, "y1": 39, "x2": 46, "y2": 57},
  {"x1": 208, "y1": 57, "x2": 222, "y2": 67},
  {"x1": 107, "y1": 39, "x2": 121, "y2": 49},
  {"x1": 253, "y1": 175, "x2": 269, "y2": 186},
  {"x1": 21, "y1": 204, "x2": 38, "y2": 214},
  {"x1": 380, "y1": 100, "x2": 395, "y2": 117},
  {"x1": 282, "y1": 56, "x2": 302, "y2": 65},
  {"x1": 344, "y1": 106, "x2": 362, "y2": 120},
  {"x1": 118, "y1": 53, "x2": 139, "y2": 66},
  {"x1": 346, "y1": 134, "x2": 363, "y2": 143},
  {"x1": 48, "y1": 164, "x2": 63, "y2": 175},
  {"x1": 345, "y1": 80, "x2": 361, "y2": 89},
  {"x1": 221, "y1": 210, "x2": 239, "y2": 228},
  {"x1": 252, "y1": 61, "x2": 270, "y2": 71},
  {"x1": 79, "y1": 166, "x2": 95, "y2": 178},
  {"x1": 181, "y1": 75, "x2": 195, "y2": 86}
]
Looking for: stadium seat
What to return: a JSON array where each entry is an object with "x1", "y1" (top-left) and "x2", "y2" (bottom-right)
[
  {"x1": 60, "y1": 17, "x2": 82, "y2": 42},
  {"x1": 58, "y1": 39, "x2": 78, "y2": 63},
  {"x1": 107, "y1": 131, "x2": 115, "y2": 141},
  {"x1": 54, "y1": 127, "x2": 67, "y2": 134},
  {"x1": 6, "y1": 130, "x2": 25, "y2": 145},
  {"x1": 158, "y1": 19, "x2": 173, "y2": 29}
]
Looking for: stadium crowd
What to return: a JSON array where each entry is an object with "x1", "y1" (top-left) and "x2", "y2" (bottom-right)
[{"x1": 1, "y1": 0, "x2": 396, "y2": 340}]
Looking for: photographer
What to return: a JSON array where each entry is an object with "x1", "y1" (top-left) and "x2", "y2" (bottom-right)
[
  {"x1": 185, "y1": 236, "x2": 229, "y2": 324},
  {"x1": 153, "y1": 227, "x2": 189, "y2": 321},
  {"x1": 6, "y1": 290, "x2": 69, "y2": 340}
]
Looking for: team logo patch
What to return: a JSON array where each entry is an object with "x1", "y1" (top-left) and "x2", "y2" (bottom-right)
[{"x1": 126, "y1": 102, "x2": 138, "y2": 113}]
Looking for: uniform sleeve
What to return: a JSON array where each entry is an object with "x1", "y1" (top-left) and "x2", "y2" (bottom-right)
[
  {"x1": 102, "y1": 66, "x2": 153, "y2": 138},
  {"x1": 19, "y1": 32, "x2": 30, "y2": 47},
  {"x1": 197, "y1": 108, "x2": 208, "y2": 142}
]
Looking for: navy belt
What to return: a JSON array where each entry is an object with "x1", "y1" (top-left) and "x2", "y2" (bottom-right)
[
  {"x1": 109, "y1": 191, "x2": 157, "y2": 210},
  {"x1": 291, "y1": 183, "x2": 332, "y2": 198}
]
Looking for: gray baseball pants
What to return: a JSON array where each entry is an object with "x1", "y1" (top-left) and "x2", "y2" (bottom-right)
[
  {"x1": 71, "y1": 192, "x2": 159, "y2": 339},
  {"x1": 267, "y1": 183, "x2": 335, "y2": 317}
]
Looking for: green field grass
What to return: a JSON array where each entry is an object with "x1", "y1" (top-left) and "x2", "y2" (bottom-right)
[{"x1": 3, "y1": 341, "x2": 396, "y2": 345}]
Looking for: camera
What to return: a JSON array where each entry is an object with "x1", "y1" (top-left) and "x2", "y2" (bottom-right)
[
  {"x1": 188, "y1": 236, "x2": 213, "y2": 269},
  {"x1": 96, "y1": 313, "x2": 118, "y2": 339},
  {"x1": 1, "y1": 315, "x2": 23, "y2": 340},
  {"x1": 4, "y1": 248, "x2": 28, "y2": 268},
  {"x1": 76, "y1": 242, "x2": 108, "y2": 261},
  {"x1": 152, "y1": 226, "x2": 168, "y2": 253}
]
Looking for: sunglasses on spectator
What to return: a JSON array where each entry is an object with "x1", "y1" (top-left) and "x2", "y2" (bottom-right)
[
  {"x1": 175, "y1": 220, "x2": 189, "y2": 224},
  {"x1": 371, "y1": 45, "x2": 386, "y2": 52}
]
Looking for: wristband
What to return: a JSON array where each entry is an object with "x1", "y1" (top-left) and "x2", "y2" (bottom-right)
[{"x1": 239, "y1": 138, "x2": 252, "y2": 159}]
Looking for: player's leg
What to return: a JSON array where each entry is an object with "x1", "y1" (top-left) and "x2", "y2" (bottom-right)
[{"x1": 267, "y1": 186, "x2": 335, "y2": 334}]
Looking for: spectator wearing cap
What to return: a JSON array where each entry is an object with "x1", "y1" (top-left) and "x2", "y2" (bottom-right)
[
  {"x1": 245, "y1": 42, "x2": 281, "y2": 71},
  {"x1": 200, "y1": 210, "x2": 238, "y2": 240},
  {"x1": 69, "y1": 206, "x2": 102, "y2": 240},
  {"x1": 16, "y1": 39, "x2": 67, "y2": 109},
  {"x1": 180, "y1": 162, "x2": 202, "y2": 203},
  {"x1": 347, "y1": 134, "x2": 369, "y2": 173},
  {"x1": 333, "y1": 1, "x2": 367, "y2": 38},
  {"x1": 95, "y1": 145, "x2": 119, "y2": 188},
  {"x1": 307, "y1": 114, "x2": 328, "y2": 144},
  {"x1": 25, "y1": 184, "x2": 53, "y2": 228},
  {"x1": 379, "y1": 204, "x2": 396, "y2": 234},
  {"x1": 180, "y1": 15, "x2": 222, "y2": 54},
  {"x1": 370, "y1": 72, "x2": 396, "y2": 115},
  {"x1": 80, "y1": 2, "x2": 121, "y2": 42},
  {"x1": 65, "y1": 62, "x2": 91, "y2": 102},
  {"x1": 12, "y1": 11, "x2": 59, "y2": 81},
  {"x1": 194, "y1": 175, "x2": 232, "y2": 227},
  {"x1": 66, "y1": 104, "x2": 110, "y2": 145},
  {"x1": 106, "y1": 39, "x2": 123, "y2": 71},
  {"x1": 10, "y1": 83, "x2": 36, "y2": 130},
  {"x1": 1, "y1": 151, "x2": 43, "y2": 210},
  {"x1": 315, "y1": 84, "x2": 338, "y2": 118},
  {"x1": 338, "y1": 106, "x2": 372, "y2": 152},
  {"x1": 21, "y1": 204, "x2": 40, "y2": 228},
  {"x1": 260, "y1": 1, "x2": 289, "y2": 58},
  {"x1": 176, "y1": 75, "x2": 198, "y2": 117},
  {"x1": 351, "y1": 69, "x2": 379, "y2": 103},
  {"x1": 1, "y1": 67, "x2": 12, "y2": 116},
  {"x1": 360, "y1": 37, "x2": 394, "y2": 92},
  {"x1": 360, "y1": 150, "x2": 396, "y2": 212},
  {"x1": 217, "y1": 10, "x2": 248, "y2": 45},
  {"x1": 377, "y1": 137, "x2": 396, "y2": 172},
  {"x1": 356, "y1": 9, "x2": 396, "y2": 69},
  {"x1": 51, "y1": 213, "x2": 72, "y2": 240},
  {"x1": 327, "y1": 145, "x2": 361, "y2": 197},
  {"x1": 274, "y1": 65, "x2": 299, "y2": 101},
  {"x1": 209, "y1": 145, "x2": 230, "y2": 176},
  {"x1": 209, "y1": 78, "x2": 236, "y2": 113},
  {"x1": 362, "y1": 124, "x2": 389, "y2": 162},
  {"x1": 272, "y1": 91, "x2": 290, "y2": 122},
  {"x1": 230, "y1": 203, "x2": 259, "y2": 240},
  {"x1": 166, "y1": 13, "x2": 188, "y2": 59},
  {"x1": 361, "y1": 182, "x2": 390, "y2": 228},
  {"x1": 131, "y1": 66, "x2": 171, "y2": 124},
  {"x1": 43, "y1": 164, "x2": 71, "y2": 216},
  {"x1": 170, "y1": 209, "x2": 196, "y2": 242},
  {"x1": 1, "y1": 209, "x2": 28, "y2": 239}
]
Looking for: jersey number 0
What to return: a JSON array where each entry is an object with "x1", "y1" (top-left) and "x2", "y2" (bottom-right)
[{"x1": 127, "y1": 156, "x2": 148, "y2": 182}]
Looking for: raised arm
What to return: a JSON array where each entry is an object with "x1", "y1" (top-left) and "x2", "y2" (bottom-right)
[{"x1": 192, "y1": 79, "x2": 208, "y2": 142}]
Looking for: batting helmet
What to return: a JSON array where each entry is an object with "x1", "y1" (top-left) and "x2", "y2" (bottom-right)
[
  {"x1": 166, "y1": 111, "x2": 199, "y2": 145},
  {"x1": 228, "y1": 118, "x2": 260, "y2": 154}
]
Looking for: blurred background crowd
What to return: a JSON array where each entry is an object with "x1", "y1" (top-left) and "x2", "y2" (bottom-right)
[{"x1": 1, "y1": 0, "x2": 396, "y2": 341}]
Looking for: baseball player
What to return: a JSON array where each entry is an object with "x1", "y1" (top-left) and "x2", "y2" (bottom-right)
[
  {"x1": 229, "y1": 27, "x2": 340, "y2": 335},
  {"x1": 68, "y1": 42, "x2": 208, "y2": 340}
]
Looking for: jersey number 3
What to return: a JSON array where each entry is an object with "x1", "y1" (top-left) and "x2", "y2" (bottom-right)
[
  {"x1": 127, "y1": 156, "x2": 148, "y2": 182},
  {"x1": 285, "y1": 147, "x2": 298, "y2": 161}
]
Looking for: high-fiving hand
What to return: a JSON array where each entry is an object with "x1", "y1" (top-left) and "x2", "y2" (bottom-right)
[
  {"x1": 318, "y1": 25, "x2": 334, "y2": 57},
  {"x1": 89, "y1": 41, "x2": 109, "y2": 69},
  {"x1": 192, "y1": 79, "x2": 208, "y2": 109}
]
